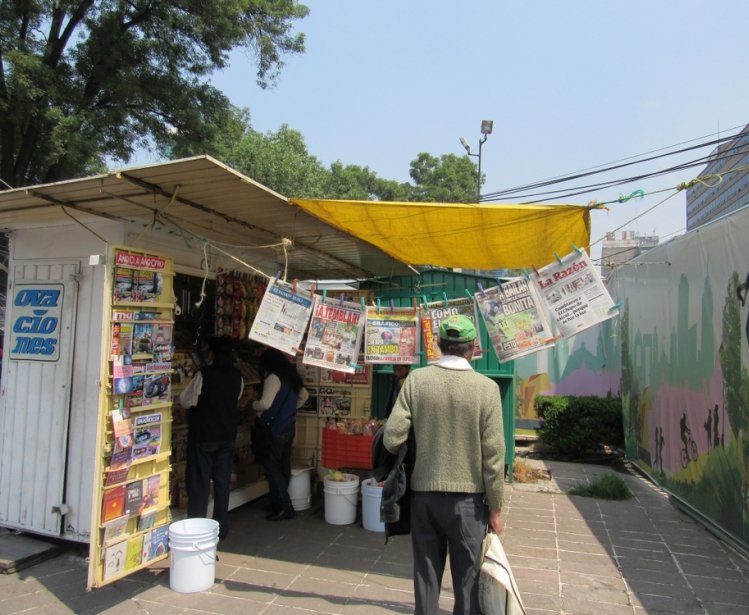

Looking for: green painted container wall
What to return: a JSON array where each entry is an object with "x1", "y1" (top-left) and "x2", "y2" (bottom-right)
[{"x1": 361, "y1": 269, "x2": 516, "y2": 476}]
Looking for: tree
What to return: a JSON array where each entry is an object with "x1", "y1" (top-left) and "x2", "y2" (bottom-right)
[
  {"x1": 321, "y1": 161, "x2": 411, "y2": 201},
  {"x1": 0, "y1": 1, "x2": 309, "y2": 188},
  {"x1": 408, "y1": 152, "x2": 479, "y2": 203}
]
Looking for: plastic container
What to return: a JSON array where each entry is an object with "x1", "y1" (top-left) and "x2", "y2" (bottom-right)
[
  {"x1": 322, "y1": 430, "x2": 375, "y2": 469},
  {"x1": 168, "y1": 518, "x2": 219, "y2": 593},
  {"x1": 361, "y1": 478, "x2": 385, "y2": 532},
  {"x1": 323, "y1": 473, "x2": 360, "y2": 525},
  {"x1": 288, "y1": 467, "x2": 313, "y2": 511}
]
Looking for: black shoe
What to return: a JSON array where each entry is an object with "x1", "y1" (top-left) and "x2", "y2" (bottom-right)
[
  {"x1": 266, "y1": 508, "x2": 295, "y2": 521},
  {"x1": 264, "y1": 502, "x2": 280, "y2": 513}
]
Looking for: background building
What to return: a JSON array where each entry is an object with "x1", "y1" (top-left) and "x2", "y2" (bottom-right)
[
  {"x1": 601, "y1": 230, "x2": 659, "y2": 279},
  {"x1": 686, "y1": 123, "x2": 749, "y2": 230}
]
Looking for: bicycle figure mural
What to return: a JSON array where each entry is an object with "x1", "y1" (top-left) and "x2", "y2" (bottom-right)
[{"x1": 679, "y1": 412, "x2": 698, "y2": 468}]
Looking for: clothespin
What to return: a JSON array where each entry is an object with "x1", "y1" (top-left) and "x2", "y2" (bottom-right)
[
  {"x1": 339, "y1": 293, "x2": 345, "y2": 306},
  {"x1": 442, "y1": 292, "x2": 449, "y2": 306},
  {"x1": 376, "y1": 297, "x2": 382, "y2": 313},
  {"x1": 477, "y1": 282, "x2": 486, "y2": 296},
  {"x1": 389, "y1": 298, "x2": 395, "y2": 312},
  {"x1": 571, "y1": 244, "x2": 583, "y2": 255},
  {"x1": 309, "y1": 282, "x2": 316, "y2": 297},
  {"x1": 322, "y1": 289, "x2": 328, "y2": 302},
  {"x1": 532, "y1": 265, "x2": 540, "y2": 277},
  {"x1": 292, "y1": 278, "x2": 298, "y2": 292},
  {"x1": 553, "y1": 252, "x2": 563, "y2": 265},
  {"x1": 412, "y1": 297, "x2": 418, "y2": 310},
  {"x1": 360, "y1": 297, "x2": 366, "y2": 311},
  {"x1": 608, "y1": 301, "x2": 623, "y2": 313},
  {"x1": 275, "y1": 270, "x2": 282, "y2": 281},
  {"x1": 421, "y1": 294, "x2": 429, "y2": 307},
  {"x1": 522, "y1": 269, "x2": 531, "y2": 280},
  {"x1": 465, "y1": 289, "x2": 473, "y2": 298}
]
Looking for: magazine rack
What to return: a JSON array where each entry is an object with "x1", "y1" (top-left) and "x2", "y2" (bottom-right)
[{"x1": 87, "y1": 247, "x2": 174, "y2": 589}]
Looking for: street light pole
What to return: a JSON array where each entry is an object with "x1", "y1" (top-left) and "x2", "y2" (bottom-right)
[{"x1": 460, "y1": 120, "x2": 493, "y2": 202}]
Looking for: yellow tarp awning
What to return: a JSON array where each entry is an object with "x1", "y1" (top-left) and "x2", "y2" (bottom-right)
[{"x1": 290, "y1": 199, "x2": 591, "y2": 270}]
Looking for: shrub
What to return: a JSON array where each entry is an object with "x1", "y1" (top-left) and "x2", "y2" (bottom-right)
[
  {"x1": 568, "y1": 474, "x2": 630, "y2": 500},
  {"x1": 535, "y1": 395, "x2": 624, "y2": 457}
]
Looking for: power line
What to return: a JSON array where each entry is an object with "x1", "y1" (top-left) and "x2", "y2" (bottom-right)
[
  {"x1": 480, "y1": 124, "x2": 747, "y2": 203},
  {"x1": 483, "y1": 139, "x2": 749, "y2": 204}
]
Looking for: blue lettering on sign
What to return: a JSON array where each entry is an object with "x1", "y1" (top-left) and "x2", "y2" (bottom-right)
[
  {"x1": 10, "y1": 285, "x2": 64, "y2": 360},
  {"x1": 14, "y1": 289, "x2": 61, "y2": 308},
  {"x1": 10, "y1": 337, "x2": 57, "y2": 355},
  {"x1": 13, "y1": 314, "x2": 58, "y2": 334}
]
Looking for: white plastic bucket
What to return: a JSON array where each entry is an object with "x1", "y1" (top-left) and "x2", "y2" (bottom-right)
[
  {"x1": 361, "y1": 478, "x2": 385, "y2": 532},
  {"x1": 324, "y1": 474, "x2": 360, "y2": 525},
  {"x1": 288, "y1": 467, "x2": 313, "y2": 511},
  {"x1": 169, "y1": 518, "x2": 219, "y2": 593}
]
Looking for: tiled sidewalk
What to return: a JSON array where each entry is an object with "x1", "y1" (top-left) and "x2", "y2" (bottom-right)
[{"x1": 0, "y1": 460, "x2": 748, "y2": 614}]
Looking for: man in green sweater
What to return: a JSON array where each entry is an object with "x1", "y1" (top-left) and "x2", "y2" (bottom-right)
[{"x1": 384, "y1": 314, "x2": 505, "y2": 615}]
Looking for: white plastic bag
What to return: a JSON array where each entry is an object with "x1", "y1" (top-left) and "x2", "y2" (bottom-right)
[{"x1": 478, "y1": 532, "x2": 526, "y2": 615}]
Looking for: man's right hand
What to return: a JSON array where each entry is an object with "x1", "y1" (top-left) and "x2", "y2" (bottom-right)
[{"x1": 489, "y1": 509, "x2": 504, "y2": 535}]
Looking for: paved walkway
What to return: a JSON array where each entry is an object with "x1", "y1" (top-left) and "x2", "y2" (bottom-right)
[{"x1": 1, "y1": 460, "x2": 748, "y2": 614}]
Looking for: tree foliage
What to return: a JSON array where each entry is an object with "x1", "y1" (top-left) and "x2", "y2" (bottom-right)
[
  {"x1": 409, "y1": 152, "x2": 479, "y2": 203},
  {"x1": 0, "y1": 0, "x2": 309, "y2": 188},
  {"x1": 171, "y1": 105, "x2": 471, "y2": 202}
]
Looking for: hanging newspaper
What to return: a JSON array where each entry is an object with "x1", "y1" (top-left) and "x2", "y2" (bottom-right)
[
  {"x1": 532, "y1": 249, "x2": 618, "y2": 338},
  {"x1": 302, "y1": 295, "x2": 365, "y2": 373},
  {"x1": 364, "y1": 306, "x2": 419, "y2": 364},
  {"x1": 248, "y1": 277, "x2": 314, "y2": 355},
  {"x1": 476, "y1": 278, "x2": 555, "y2": 363},
  {"x1": 420, "y1": 297, "x2": 482, "y2": 363}
]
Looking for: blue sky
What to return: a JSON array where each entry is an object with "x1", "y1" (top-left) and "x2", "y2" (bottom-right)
[{"x1": 148, "y1": 1, "x2": 749, "y2": 264}]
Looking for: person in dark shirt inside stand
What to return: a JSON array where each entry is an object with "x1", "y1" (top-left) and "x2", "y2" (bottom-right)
[
  {"x1": 179, "y1": 337, "x2": 244, "y2": 541},
  {"x1": 253, "y1": 347, "x2": 309, "y2": 521}
]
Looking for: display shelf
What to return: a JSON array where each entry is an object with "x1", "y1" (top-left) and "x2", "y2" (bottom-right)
[{"x1": 88, "y1": 246, "x2": 176, "y2": 590}]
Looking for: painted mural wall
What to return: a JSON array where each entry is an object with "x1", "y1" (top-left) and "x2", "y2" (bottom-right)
[
  {"x1": 515, "y1": 203, "x2": 749, "y2": 548},
  {"x1": 513, "y1": 314, "x2": 620, "y2": 434}
]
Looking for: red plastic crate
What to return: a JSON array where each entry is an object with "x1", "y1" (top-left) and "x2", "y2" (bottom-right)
[{"x1": 322, "y1": 429, "x2": 375, "y2": 469}]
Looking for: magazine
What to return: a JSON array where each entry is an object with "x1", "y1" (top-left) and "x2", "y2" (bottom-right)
[
  {"x1": 132, "y1": 322, "x2": 153, "y2": 355},
  {"x1": 148, "y1": 525, "x2": 169, "y2": 560},
  {"x1": 102, "y1": 516, "x2": 129, "y2": 546},
  {"x1": 124, "y1": 480, "x2": 144, "y2": 516},
  {"x1": 109, "y1": 433, "x2": 133, "y2": 470},
  {"x1": 142, "y1": 475, "x2": 160, "y2": 509},
  {"x1": 101, "y1": 485, "x2": 126, "y2": 523},
  {"x1": 475, "y1": 278, "x2": 555, "y2": 363},
  {"x1": 302, "y1": 295, "x2": 365, "y2": 373},
  {"x1": 420, "y1": 297, "x2": 483, "y2": 363},
  {"x1": 137, "y1": 511, "x2": 157, "y2": 532},
  {"x1": 133, "y1": 270, "x2": 163, "y2": 303},
  {"x1": 103, "y1": 539, "x2": 128, "y2": 580},
  {"x1": 112, "y1": 354, "x2": 135, "y2": 394},
  {"x1": 110, "y1": 404, "x2": 133, "y2": 439},
  {"x1": 141, "y1": 530, "x2": 152, "y2": 563},
  {"x1": 125, "y1": 535, "x2": 144, "y2": 570},
  {"x1": 104, "y1": 466, "x2": 130, "y2": 487},
  {"x1": 142, "y1": 373, "x2": 170, "y2": 405},
  {"x1": 113, "y1": 267, "x2": 135, "y2": 302},
  {"x1": 532, "y1": 249, "x2": 618, "y2": 338},
  {"x1": 248, "y1": 277, "x2": 314, "y2": 355},
  {"x1": 132, "y1": 413, "x2": 162, "y2": 459},
  {"x1": 364, "y1": 306, "x2": 420, "y2": 364}
]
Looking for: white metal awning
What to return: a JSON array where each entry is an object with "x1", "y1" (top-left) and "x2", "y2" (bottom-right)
[{"x1": 0, "y1": 156, "x2": 413, "y2": 280}]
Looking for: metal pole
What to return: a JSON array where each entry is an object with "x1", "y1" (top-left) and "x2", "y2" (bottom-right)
[
  {"x1": 477, "y1": 139, "x2": 482, "y2": 202},
  {"x1": 477, "y1": 134, "x2": 487, "y2": 202}
]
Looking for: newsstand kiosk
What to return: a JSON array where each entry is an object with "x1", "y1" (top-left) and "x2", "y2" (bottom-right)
[{"x1": 0, "y1": 208, "x2": 290, "y2": 588}]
